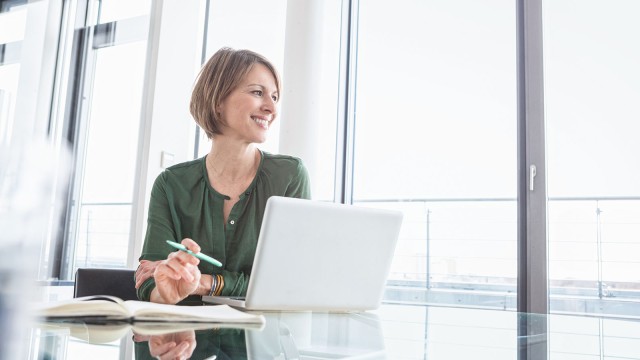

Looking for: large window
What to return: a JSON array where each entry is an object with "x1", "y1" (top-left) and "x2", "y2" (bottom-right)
[
  {"x1": 349, "y1": 0, "x2": 640, "y2": 316},
  {"x1": 59, "y1": 2, "x2": 151, "y2": 278},
  {"x1": 352, "y1": 0, "x2": 517, "y2": 308},
  {"x1": 70, "y1": 40, "x2": 148, "y2": 271}
]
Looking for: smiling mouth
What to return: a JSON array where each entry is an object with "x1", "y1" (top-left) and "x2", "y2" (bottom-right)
[{"x1": 252, "y1": 117, "x2": 271, "y2": 129}]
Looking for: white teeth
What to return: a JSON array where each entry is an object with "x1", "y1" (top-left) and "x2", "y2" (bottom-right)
[{"x1": 252, "y1": 117, "x2": 269, "y2": 129}]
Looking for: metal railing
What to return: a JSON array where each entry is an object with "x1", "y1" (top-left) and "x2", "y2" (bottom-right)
[
  {"x1": 73, "y1": 202, "x2": 132, "y2": 271},
  {"x1": 355, "y1": 196, "x2": 640, "y2": 315}
]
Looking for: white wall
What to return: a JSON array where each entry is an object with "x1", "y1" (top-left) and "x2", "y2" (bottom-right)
[{"x1": 279, "y1": 0, "x2": 325, "y2": 196}]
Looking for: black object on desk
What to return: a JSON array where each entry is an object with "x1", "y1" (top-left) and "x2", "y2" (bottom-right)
[{"x1": 74, "y1": 268, "x2": 138, "y2": 301}]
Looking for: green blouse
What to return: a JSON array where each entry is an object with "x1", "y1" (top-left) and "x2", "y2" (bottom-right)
[{"x1": 137, "y1": 150, "x2": 311, "y2": 301}]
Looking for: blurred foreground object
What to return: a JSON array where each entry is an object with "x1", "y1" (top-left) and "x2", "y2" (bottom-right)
[{"x1": 0, "y1": 139, "x2": 70, "y2": 359}]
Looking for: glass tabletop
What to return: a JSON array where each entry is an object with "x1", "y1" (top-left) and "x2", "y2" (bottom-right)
[{"x1": 20, "y1": 303, "x2": 640, "y2": 360}]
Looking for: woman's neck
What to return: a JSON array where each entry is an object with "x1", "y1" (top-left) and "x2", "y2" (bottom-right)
[{"x1": 206, "y1": 140, "x2": 259, "y2": 182}]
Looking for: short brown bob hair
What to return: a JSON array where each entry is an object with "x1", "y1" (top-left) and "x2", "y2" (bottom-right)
[{"x1": 190, "y1": 47, "x2": 281, "y2": 138}]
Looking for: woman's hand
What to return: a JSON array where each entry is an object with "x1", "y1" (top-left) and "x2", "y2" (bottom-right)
[
  {"x1": 148, "y1": 330, "x2": 196, "y2": 360},
  {"x1": 135, "y1": 260, "x2": 160, "y2": 289},
  {"x1": 152, "y1": 238, "x2": 202, "y2": 304}
]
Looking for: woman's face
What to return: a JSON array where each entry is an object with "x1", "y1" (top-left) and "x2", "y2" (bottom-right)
[{"x1": 216, "y1": 63, "x2": 279, "y2": 144}]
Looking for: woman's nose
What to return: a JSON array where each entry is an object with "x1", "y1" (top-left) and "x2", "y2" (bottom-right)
[{"x1": 262, "y1": 96, "x2": 276, "y2": 112}]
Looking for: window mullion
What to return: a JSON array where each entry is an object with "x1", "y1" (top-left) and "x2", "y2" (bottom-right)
[
  {"x1": 334, "y1": 0, "x2": 358, "y2": 205},
  {"x1": 517, "y1": 0, "x2": 548, "y2": 316}
]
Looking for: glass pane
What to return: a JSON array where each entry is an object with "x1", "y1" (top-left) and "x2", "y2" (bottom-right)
[
  {"x1": 0, "y1": 7, "x2": 26, "y2": 145},
  {"x1": 0, "y1": 6, "x2": 26, "y2": 43},
  {"x1": 0, "y1": 1, "x2": 70, "y2": 284},
  {"x1": 353, "y1": 0, "x2": 517, "y2": 308},
  {"x1": 98, "y1": 0, "x2": 151, "y2": 24},
  {"x1": 73, "y1": 41, "x2": 147, "y2": 270},
  {"x1": 0, "y1": 65, "x2": 20, "y2": 144},
  {"x1": 543, "y1": 0, "x2": 640, "y2": 315}
]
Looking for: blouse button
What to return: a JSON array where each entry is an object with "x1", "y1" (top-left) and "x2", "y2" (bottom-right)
[{"x1": 229, "y1": 220, "x2": 235, "y2": 225}]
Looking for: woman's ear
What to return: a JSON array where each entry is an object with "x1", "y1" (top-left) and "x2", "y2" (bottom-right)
[
  {"x1": 212, "y1": 103, "x2": 222, "y2": 121},
  {"x1": 215, "y1": 100, "x2": 224, "y2": 115}
]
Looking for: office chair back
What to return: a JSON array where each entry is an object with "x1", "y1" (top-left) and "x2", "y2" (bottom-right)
[{"x1": 74, "y1": 268, "x2": 138, "y2": 301}]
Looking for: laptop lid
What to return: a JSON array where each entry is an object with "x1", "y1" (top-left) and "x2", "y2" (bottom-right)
[{"x1": 204, "y1": 196, "x2": 403, "y2": 311}]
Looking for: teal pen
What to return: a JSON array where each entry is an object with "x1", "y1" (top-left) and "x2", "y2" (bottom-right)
[{"x1": 165, "y1": 240, "x2": 223, "y2": 267}]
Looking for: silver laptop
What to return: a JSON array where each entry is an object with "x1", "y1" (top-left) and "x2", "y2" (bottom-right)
[{"x1": 202, "y1": 196, "x2": 403, "y2": 311}]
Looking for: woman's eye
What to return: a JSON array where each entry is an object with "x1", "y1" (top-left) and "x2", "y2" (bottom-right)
[
  {"x1": 271, "y1": 95, "x2": 278, "y2": 102},
  {"x1": 252, "y1": 90, "x2": 263, "y2": 96}
]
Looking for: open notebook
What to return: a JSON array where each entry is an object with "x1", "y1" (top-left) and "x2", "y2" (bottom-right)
[
  {"x1": 203, "y1": 196, "x2": 403, "y2": 311},
  {"x1": 34, "y1": 295, "x2": 264, "y2": 325}
]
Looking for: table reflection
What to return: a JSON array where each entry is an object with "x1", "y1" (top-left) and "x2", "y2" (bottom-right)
[
  {"x1": 133, "y1": 312, "x2": 385, "y2": 360},
  {"x1": 134, "y1": 328, "x2": 246, "y2": 360},
  {"x1": 29, "y1": 304, "x2": 640, "y2": 359},
  {"x1": 35, "y1": 311, "x2": 385, "y2": 360}
]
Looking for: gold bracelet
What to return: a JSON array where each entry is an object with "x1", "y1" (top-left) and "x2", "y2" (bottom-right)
[{"x1": 217, "y1": 274, "x2": 225, "y2": 296}]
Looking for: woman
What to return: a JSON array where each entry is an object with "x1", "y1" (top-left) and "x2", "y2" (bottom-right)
[{"x1": 135, "y1": 48, "x2": 311, "y2": 305}]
